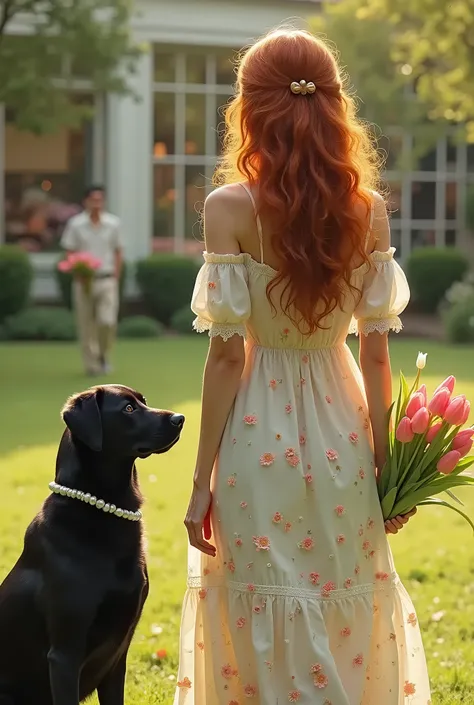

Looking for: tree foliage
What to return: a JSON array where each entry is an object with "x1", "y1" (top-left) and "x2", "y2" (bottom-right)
[
  {"x1": 313, "y1": 0, "x2": 474, "y2": 142},
  {"x1": 0, "y1": 0, "x2": 138, "y2": 133}
]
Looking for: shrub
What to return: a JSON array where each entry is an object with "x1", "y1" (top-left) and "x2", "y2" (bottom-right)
[
  {"x1": 118, "y1": 316, "x2": 164, "y2": 339},
  {"x1": 135, "y1": 254, "x2": 200, "y2": 325},
  {"x1": 406, "y1": 248, "x2": 469, "y2": 313},
  {"x1": 55, "y1": 258, "x2": 128, "y2": 311},
  {"x1": 443, "y1": 295, "x2": 474, "y2": 344},
  {"x1": 0, "y1": 246, "x2": 34, "y2": 322},
  {"x1": 3, "y1": 307, "x2": 76, "y2": 341},
  {"x1": 170, "y1": 305, "x2": 196, "y2": 335}
]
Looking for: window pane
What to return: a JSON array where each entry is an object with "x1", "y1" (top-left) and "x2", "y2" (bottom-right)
[
  {"x1": 411, "y1": 182, "x2": 436, "y2": 219},
  {"x1": 446, "y1": 139, "x2": 457, "y2": 172},
  {"x1": 185, "y1": 166, "x2": 206, "y2": 239},
  {"x1": 153, "y1": 165, "x2": 175, "y2": 247},
  {"x1": 446, "y1": 229, "x2": 456, "y2": 246},
  {"x1": 154, "y1": 50, "x2": 175, "y2": 82},
  {"x1": 186, "y1": 54, "x2": 207, "y2": 84},
  {"x1": 411, "y1": 229, "x2": 436, "y2": 248},
  {"x1": 153, "y1": 93, "x2": 175, "y2": 156},
  {"x1": 216, "y1": 53, "x2": 236, "y2": 85},
  {"x1": 185, "y1": 94, "x2": 206, "y2": 155},
  {"x1": 413, "y1": 136, "x2": 437, "y2": 171},
  {"x1": 379, "y1": 134, "x2": 403, "y2": 171},
  {"x1": 4, "y1": 120, "x2": 89, "y2": 252},
  {"x1": 446, "y1": 182, "x2": 456, "y2": 220},
  {"x1": 216, "y1": 94, "x2": 233, "y2": 154},
  {"x1": 391, "y1": 229, "x2": 402, "y2": 259},
  {"x1": 386, "y1": 182, "x2": 401, "y2": 219}
]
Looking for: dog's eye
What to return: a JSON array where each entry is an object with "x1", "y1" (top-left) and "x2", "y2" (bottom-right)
[{"x1": 124, "y1": 404, "x2": 134, "y2": 413}]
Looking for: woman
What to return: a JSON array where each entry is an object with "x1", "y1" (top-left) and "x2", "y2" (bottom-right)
[{"x1": 175, "y1": 29, "x2": 430, "y2": 705}]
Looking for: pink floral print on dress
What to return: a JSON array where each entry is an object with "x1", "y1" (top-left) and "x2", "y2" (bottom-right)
[
  {"x1": 197, "y1": 641, "x2": 204, "y2": 651},
  {"x1": 309, "y1": 572, "x2": 320, "y2": 586},
  {"x1": 221, "y1": 664, "x2": 235, "y2": 679},
  {"x1": 299, "y1": 434, "x2": 306, "y2": 445},
  {"x1": 404, "y1": 682, "x2": 416, "y2": 696},
  {"x1": 341, "y1": 626, "x2": 352, "y2": 637},
  {"x1": 252, "y1": 605, "x2": 262, "y2": 614},
  {"x1": 349, "y1": 432, "x2": 359, "y2": 444},
  {"x1": 326, "y1": 449, "x2": 338, "y2": 461},
  {"x1": 272, "y1": 512, "x2": 283, "y2": 524},
  {"x1": 240, "y1": 501, "x2": 248, "y2": 509},
  {"x1": 269, "y1": 379, "x2": 278, "y2": 390},
  {"x1": 314, "y1": 673, "x2": 329, "y2": 689},
  {"x1": 207, "y1": 281, "x2": 216, "y2": 290},
  {"x1": 304, "y1": 473, "x2": 313, "y2": 483},
  {"x1": 260, "y1": 452, "x2": 276, "y2": 466},
  {"x1": 284, "y1": 522, "x2": 292, "y2": 533},
  {"x1": 335, "y1": 505, "x2": 345, "y2": 517},
  {"x1": 322, "y1": 581, "x2": 336, "y2": 597},
  {"x1": 352, "y1": 653, "x2": 364, "y2": 667},
  {"x1": 300, "y1": 377, "x2": 306, "y2": 386},
  {"x1": 247, "y1": 583, "x2": 255, "y2": 592},
  {"x1": 288, "y1": 690, "x2": 301, "y2": 702},
  {"x1": 244, "y1": 684, "x2": 258, "y2": 698},
  {"x1": 298, "y1": 536, "x2": 315, "y2": 551},
  {"x1": 359, "y1": 468, "x2": 366, "y2": 479},
  {"x1": 367, "y1": 518, "x2": 375, "y2": 529},
  {"x1": 253, "y1": 535, "x2": 271, "y2": 551},
  {"x1": 285, "y1": 403, "x2": 293, "y2": 414},
  {"x1": 344, "y1": 578, "x2": 353, "y2": 589},
  {"x1": 227, "y1": 561, "x2": 235, "y2": 573},
  {"x1": 177, "y1": 677, "x2": 192, "y2": 689},
  {"x1": 198, "y1": 589, "x2": 207, "y2": 600},
  {"x1": 325, "y1": 395, "x2": 332, "y2": 404},
  {"x1": 407, "y1": 613, "x2": 418, "y2": 627},
  {"x1": 375, "y1": 571, "x2": 389, "y2": 581},
  {"x1": 203, "y1": 567, "x2": 210, "y2": 576},
  {"x1": 235, "y1": 537, "x2": 243, "y2": 547},
  {"x1": 302, "y1": 354, "x2": 309, "y2": 364},
  {"x1": 227, "y1": 475, "x2": 236, "y2": 487},
  {"x1": 336, "y1": 534, "x2": 345, "y2": 544},
  {"x1": 310, "y1": 663, "x2": 322, "y2": 674},
  {"x1": 285, "y1": 448, "x2": 300, "y2": 467},
  {"x1": 243, "y1": 414, "x2": 257, "y2": 425},
  {"x1": 236, "y1": 617, "x2": 246, "y2": 629}
]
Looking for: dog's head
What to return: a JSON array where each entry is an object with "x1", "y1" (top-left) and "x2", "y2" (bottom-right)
[{"x1": 61, "y1": 385, "x2": 184, "y2": 458}]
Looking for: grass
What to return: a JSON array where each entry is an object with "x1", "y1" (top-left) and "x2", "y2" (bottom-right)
[{"x1": 0, "y1": 337, "x2": 474, "y2": 704}]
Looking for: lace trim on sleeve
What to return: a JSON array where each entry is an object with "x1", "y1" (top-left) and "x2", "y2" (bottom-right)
[
  {"x1": 369, "y1": 247, "x2": 396, "y2": 272},
  {"x1": 203, "y1": 252, "x2": 246, "y2": 265},
  {"x1": 193, "y1": 317, "x2": 247, "y2": 341},
  {"x1": 357, "y1": 316, "x2": 403, "y2": 336}
]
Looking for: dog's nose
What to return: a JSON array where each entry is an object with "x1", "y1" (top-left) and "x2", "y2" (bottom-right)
[{"x1": 170, "y1": 413, "x2": 185, "y2": 428}]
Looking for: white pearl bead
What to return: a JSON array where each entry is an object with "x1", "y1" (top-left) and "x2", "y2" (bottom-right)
[
  {"x1": 70, "y1": 490, "x2": 77, "y2": 498},
  {"x1": 89, "y1": 496, "x2": 97, "y2": 506},
  {"x1": 109, "y1": 504, "x2": 116, "y2": 513},
  {"x1": 115, "y1": 508, "x2": 124, "y2": 517},
  {"x1": 84, "y1": 493, "x2": 91, "y2": 503},
  {"x1": 77, "y1": 491, "x2": 83, "y2": 500},
  {"x1": 136, "y1": 510, "x2": 142, "y2": 521},
  {"x1": 103, "y1": 503, "x2": 110, "y2": 513},
  {"x1": 60, "y1": 487, "x2": 67, "y2": 496},
  {"x1": 122, "y1": 510, "x2": 130, "y2": 520},
  {"x1": 96, "y1": 499, "x2": 105, "y2": 509},
  {"x1": 49, "y1": 481, "x2": 55, "y2": 492}
]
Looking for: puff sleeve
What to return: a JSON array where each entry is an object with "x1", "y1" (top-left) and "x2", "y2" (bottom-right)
[
  {"x1": 191, "y1": 253, "x2": 251, "y2": 341},
  {"x1": 351, "y1": 248, "x2": 410, "y2": 336}
]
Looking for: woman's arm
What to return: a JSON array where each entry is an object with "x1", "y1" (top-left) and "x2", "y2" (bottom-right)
[{"x1": 185, "y1": 188, "x2": 247, "y2": 555}]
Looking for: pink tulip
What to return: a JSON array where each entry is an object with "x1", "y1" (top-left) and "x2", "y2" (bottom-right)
[
  {"x1": 435, "y1": 376, "x2": 456, "y2": 395},
  {"x1": 58, "y1": 260, "x2": 71, "y2": 272},
  {"x1": 396, "y1": 416, "x2": 414, "y2": 443},
  {"x1": 426, "y1": 422, "x2": 443, "y2": 444},
  {"x1": 460, "y1": 400, "x2": 471, "y2": 425},
  {"x1": 456, "y1": 440, "x2": 473, "y2": 459},
  {"x1": 451, "y1": 428, "x2": 474, "y2": 450},
  {"x1": 444, "y1": 395, "x2": 467, "y2": 426},
  {"x1": 437, "y1": 450, "x2": 461, "y2": 475},
  {"x1": 418, "y1": 384, "x2": 427, "y2": 405},
  {"x1": 428, "y1": 387, "x2": 451, "y2": 417},
  {"x1": 406, "y1": 393, "x2": 424, "y2": 419},
  {"x1": 411, "y1": 407, "x2": 430, "y2": 434}
]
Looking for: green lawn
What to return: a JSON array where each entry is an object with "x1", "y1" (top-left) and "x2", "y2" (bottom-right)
[{"x1": 0, "y1": 337, "x2": 473, "y2": 704}]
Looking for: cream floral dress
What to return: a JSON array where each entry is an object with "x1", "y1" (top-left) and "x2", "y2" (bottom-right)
[{"x1": 174, "y1": 191, "x2": 431, "y2": 705}]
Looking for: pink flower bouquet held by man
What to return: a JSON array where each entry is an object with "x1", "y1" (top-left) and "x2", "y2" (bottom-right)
[{"x1": 378, "y1": 352, "x2": 474, "y2": 528}]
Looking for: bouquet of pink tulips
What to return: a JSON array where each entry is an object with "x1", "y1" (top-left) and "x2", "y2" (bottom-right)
[
  {"x1": 378, "y1": 352, "x2": 474, "y2": 531},
  {"x1": 58, "y1": 252, "x2": 102, "y2": 294}
]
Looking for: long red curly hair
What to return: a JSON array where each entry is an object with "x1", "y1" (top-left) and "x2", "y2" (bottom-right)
[{"x1": 215, "y1": 29, "x2": 383, "y2": 333}]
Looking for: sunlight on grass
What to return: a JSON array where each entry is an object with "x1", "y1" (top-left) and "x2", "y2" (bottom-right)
[{"x1": 0, "y1": 338, "x2": 473, "y2": 703}]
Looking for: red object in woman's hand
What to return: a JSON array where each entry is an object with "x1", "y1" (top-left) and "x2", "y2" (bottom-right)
[{"x1": 203, "y1": 498, "x2": 212, "y2": 540}]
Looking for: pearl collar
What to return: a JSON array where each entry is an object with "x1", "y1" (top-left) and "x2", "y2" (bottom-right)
[{"x1": 48, "y1": 481, "x2": 142, "y2": 521}]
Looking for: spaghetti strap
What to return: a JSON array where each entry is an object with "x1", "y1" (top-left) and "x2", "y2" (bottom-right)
[
  {"x1": 239, "y1": 182, "x2": 264, "y2": 264},
  {"x1": 365, "y1": 193, "x2": 376, "y2": 250}
]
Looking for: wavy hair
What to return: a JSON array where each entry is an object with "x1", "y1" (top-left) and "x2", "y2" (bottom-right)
[{"x1": 215, "y1": 28, "x2": 383, "y2": 333}]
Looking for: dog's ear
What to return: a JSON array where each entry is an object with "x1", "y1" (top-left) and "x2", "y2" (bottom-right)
[{"x1": 62, "y1": 391, "x2": 103, "y2": 452}]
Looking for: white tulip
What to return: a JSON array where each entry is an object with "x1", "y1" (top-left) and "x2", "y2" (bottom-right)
[{"x1": 416, "y1": 352, "x2": 427, "y2": 369}]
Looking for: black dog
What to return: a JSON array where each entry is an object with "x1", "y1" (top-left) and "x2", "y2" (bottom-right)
[{"x1": 0, "y1": 384, "x2": 184, "y2": 705}]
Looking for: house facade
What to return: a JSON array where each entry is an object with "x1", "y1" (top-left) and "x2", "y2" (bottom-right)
[{"x1": 1, "y1": 0, "x2": 473, "y2": 300}]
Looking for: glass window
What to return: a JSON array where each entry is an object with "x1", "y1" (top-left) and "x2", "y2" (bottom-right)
[
  {"x1": 411, "y1": 229, "x2": 436, "y2": 248},
  {"x1": 186, "y1": 54, "x2": 207, "y2": 84},
  {"x1": 4, "y1": 114, "x2": 91, "y2": 252},
  {"x1": 386, "y1": 182, "x2": 401, "y2": 219},
  {"x1": 413, "y1": 135, "x2": 437, "y2": 171},
  {"x1": 390, "y1": 229, "x2": 402, "y2": 258},
  {"x1": 216, "y1": 93, "x2": 233, "y2": 153},
  {"x1": 154, "y1": 50, "x2": 175, "y2": 83},
  {"x1": 185, "y1": 94, "x2": 206, "y2": 155},
  {"x1": 216, "y1": 54, "x2": 236, "y2": 85},
  {"x1": 446, "y1": 229, "x2": 456, "y2": 246},
  {"x1": 446, "y1": 139, "x2": 457, "y2": 172},
  {"x1": 185, "y1": 166, "x2": 206, "y2": 239},
  {"x1": 153, "y1": 93, "x2": 175, "y2": 156},
  {"x1": 153, "y1": 165, "x2": 175, "y2": 242},
  {"x1": 411, "y1": 182, "x2": 436, "y2": 219},
  {"x1": 446, "y1": 182, "x2": 456, "y2": 220}
]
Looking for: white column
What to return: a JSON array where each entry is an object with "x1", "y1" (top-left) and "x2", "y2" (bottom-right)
[
  {"x1": 0, "y1": 104, "x2": 4, "y2": 244},
  {"x1": 106, "y1": 49, "x2": 153, "y2": 263}
]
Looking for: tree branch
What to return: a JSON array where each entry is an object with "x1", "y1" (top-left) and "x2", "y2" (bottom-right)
[{"x1": 0, "y1": 0, "x2": 18, "y2": 38}]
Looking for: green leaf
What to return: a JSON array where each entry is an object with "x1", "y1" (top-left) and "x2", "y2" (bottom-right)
[
  {"x1": 417, "y1": 498, "x2": 474, "y2": 534},
  {"x1": 380, "y1": 486, "x2": 399, "y2": 519},
  {"x1": 445, "y1": 489, "x2": 464, "y2": 506}
]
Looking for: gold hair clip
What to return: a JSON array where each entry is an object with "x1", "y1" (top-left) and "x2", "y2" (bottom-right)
[{"x1": 290, "y1": 80, "x2": 316, "y2": 96}]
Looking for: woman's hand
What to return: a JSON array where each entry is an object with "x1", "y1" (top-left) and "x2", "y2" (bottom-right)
[
  {"x1": 384, "y1": 507, "x2": 417, "y2": 535},
  {"x1": 184, "y1": 483, "x2": 216, "y2": 557}
]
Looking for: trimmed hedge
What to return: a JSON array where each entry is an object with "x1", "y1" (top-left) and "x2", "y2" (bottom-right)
[
  {"x1": 443, "y1": 295, "x2": 474, "y2": 344},
  {"x1": 118, "y1": 316, "x2": 164, "y2": 339},
  {"x1": 171, "y1": 305, "x2": 196, "y2": 335},
  {"x1": 135, "y1": 254, "x2": 200, "y2": 325},
  {"x1": 3, "y1": 307, "x2": 76, "y2": 341},
  {"x1": 0, "y1": 246, "x2": 33, "y2": 322},
  {"x1": 406, "y1": 247, "x2": 469, "y2": 313}
]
